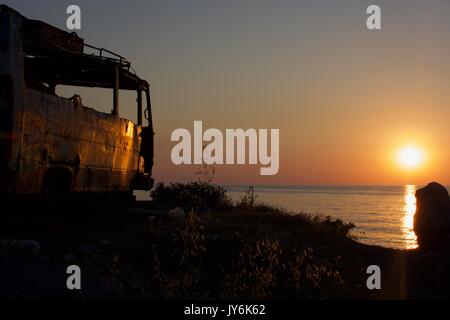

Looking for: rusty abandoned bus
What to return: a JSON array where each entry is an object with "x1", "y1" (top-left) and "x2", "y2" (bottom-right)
[{"x1": 0, "y1": 6, "x2": 154, "y2": 206}]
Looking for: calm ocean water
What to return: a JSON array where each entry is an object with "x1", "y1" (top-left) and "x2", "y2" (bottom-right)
[{"x1": 225, "y1": 185, "x2": 450, "y2": 250}]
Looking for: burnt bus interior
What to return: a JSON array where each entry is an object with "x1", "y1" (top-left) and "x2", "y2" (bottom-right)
[
  {"x1": 21, "y1": 16, "x2": 155, "y2": 179},
  {"x1": 22, "y1": 19, "x2": 150, "y2": 123}
]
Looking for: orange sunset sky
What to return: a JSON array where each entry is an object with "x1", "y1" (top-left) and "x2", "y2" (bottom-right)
[{"x1": 8, "y1": 0, "x2": 449, "y2": 186}]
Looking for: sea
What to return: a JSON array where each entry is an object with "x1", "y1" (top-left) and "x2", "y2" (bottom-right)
[{"x1": 225, "y1": 185, "x2": 450, "y2": 250}]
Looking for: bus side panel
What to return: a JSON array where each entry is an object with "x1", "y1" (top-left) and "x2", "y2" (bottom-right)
[
  {"x1": 111, "y1": 118, "x2": 141, "y2": 190},
  {"x1": 18, "y1": 89, "x2": 140, "y2": 194},
  {"x1": 17, "y1": 89, "x2": 48, "y2": 193}
]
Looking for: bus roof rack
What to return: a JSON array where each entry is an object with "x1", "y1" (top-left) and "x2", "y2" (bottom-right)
[{"x1": 84, "y1": 43, "x2": 132, "y2": 72}]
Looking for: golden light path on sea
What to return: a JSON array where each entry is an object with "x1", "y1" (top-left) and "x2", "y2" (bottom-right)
[{"x1": 403, "y1": 185, "x2": 418, "y2": 249}]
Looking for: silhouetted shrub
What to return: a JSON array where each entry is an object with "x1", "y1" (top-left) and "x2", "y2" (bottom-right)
[
  {"x1": 315, "y1": 215, "x2": 356, "y2": 238},
  {"x1": 143, "y1": 212, "x2": 347, "y2": 299},
  {"x1": 140, "y1": 183, "x2": 357, "y2": 299},
  {"x1": 237, "y1": 186, "x2": 258, "y2": 209},
  {"x1": 151, "y1": 182, "x2": 230, "y2": 213},
  {"x1": 222, "y1": 235, "x2": 281, "y2": 299}
]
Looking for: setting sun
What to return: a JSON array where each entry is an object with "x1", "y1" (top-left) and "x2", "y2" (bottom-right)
[{"x1": 397, "y1": 146, "x2": 424, "y2": 170}]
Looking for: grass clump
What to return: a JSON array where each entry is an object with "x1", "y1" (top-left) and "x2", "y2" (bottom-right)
[
  {"x1": 114, "y1": 183, "x2": 357, "y2": 299},
  {"x1": 139, "y1": 209, "x2": 349, "y2": 299}
]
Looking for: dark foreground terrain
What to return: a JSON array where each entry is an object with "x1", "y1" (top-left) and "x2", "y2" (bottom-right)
[{"x1": 0, "y1": 186, "x2": 449, "y2": 300}]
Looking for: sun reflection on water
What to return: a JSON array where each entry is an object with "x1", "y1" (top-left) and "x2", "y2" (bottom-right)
[{"x1": 403, "y1": 185, "x2": 418, "y2": 249}]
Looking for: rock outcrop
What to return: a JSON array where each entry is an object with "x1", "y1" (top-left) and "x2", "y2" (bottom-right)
[{"x1": 414, "y1": 182, "x2": 450, "y2": 251}]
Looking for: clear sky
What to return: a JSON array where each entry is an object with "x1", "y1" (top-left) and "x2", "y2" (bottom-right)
[{"x1": 5, "y1": 0, "x2": 450, "y2": 185}]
